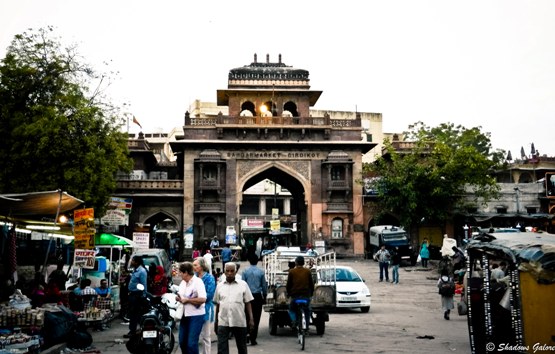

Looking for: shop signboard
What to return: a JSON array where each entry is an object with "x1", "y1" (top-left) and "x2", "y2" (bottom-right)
[
  {"x1": 270, "y1": 220, "x2": 281, "y2": 235},
  {"x1": 133, "y1": 232, "x2": 150, "y2": 249},
  {"x1": 101, "y1": 209, "x2": 128, "y2": 226},
  {"x1": 225, "y1": 226, "x2": 237, "y2": 245},
  {"x1": 74, "y1": 208, "x2": 95, "y2": 249},
  {"x1": 74, "y1": 249, "x2": 96, "y2": 269}
]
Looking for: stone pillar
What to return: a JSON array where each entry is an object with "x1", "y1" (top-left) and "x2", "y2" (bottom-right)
[
  {"x1": 259, "y1": 198, "x2": 266, "y2": 216},
  {"x1": 284, "y1": 198, "x2": 291, "y2": 215}
]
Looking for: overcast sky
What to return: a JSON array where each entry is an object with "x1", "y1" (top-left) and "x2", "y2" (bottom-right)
[{"x1": 1, "y1": 0, "x2": 554, "y2": 157}]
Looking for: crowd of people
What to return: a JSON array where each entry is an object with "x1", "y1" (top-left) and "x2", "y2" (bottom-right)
[
  {"x1": 373, "y1": 234, "x2": 470, "y2": 321},
  {"x1": 118, "y1": 236, "x2": 318, "y2": 354}
]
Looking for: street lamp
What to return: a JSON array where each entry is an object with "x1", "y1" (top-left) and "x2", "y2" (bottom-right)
[{"x1": 260, "y1": 104, "x2": 268, "y2": 116}]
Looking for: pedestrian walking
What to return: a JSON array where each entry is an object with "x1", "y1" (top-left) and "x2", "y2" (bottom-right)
[
  {"x1": 193, "y1": 257, "x2": 216, "y2": 354},
  {"x1": 214, "y1": 262, "x2": 254, "y2": 354},
  {"x1": 170, "y1": 237, "x2": 178, "y2": 261},
  {"x1": 176, "y1": 261, "x2": 207, "y2": 354},
  {"x1": 241, "y1": 253, "x2": 267, "y2": 346},
  {"x1": 420, "y1": 238, "x2": 430, "y2": 268},
  {"x1": 437, "y1": 269, "x2": 455, "y2": 320},
  {"x1": 221, "y1": 245, "x2": 232, "y2": 270},
  {"x1": 124, "y1": 256, "x2": 148, "y2": 338},
  {"x1": 203, "y1": 250, "x2": 214, "y2": 272},
  {"x1": 390, "y1": 247, "x2": 401, "y2": 284},
  {"x1": 374, "y1": 245, "x2": 391, "y2": 282}
]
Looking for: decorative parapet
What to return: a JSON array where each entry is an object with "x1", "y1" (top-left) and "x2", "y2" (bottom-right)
[
  {"x1": 326, "y1": 203, "x2": 353, "y2": 211},
  {"x1": 195, "y1": 203, "x2": 226, "y2": 212},
  {"x1": 116, "y1": 180, "x2": 183, "y2": 190},
  {"x1": 329, "y1": 180, "x2": 349, "y2": 188},
  {"x1": 188, "y1": 115, "x2": 360, "y2": 128}
]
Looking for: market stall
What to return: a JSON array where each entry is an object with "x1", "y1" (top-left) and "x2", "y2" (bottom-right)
[
  {"x1": 0, "y1": 190, "x2": 84, "y2": 353},
  {"x1": 0, "y1": 293, "x2": 44, "y2": 353}
]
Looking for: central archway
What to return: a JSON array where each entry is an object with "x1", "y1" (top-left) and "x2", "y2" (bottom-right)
[{"x1": 238, "y1": 162, "x2": 310, "y2": 250}]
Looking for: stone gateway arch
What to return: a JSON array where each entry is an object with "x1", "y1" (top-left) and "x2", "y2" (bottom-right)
[{"x1": 170, "y1": 54, "x2": 376, "y2": 257}]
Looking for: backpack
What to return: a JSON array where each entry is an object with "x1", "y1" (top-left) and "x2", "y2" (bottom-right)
[{"x1": 438, "y1": 277, "x2": 455, "y2": 296}]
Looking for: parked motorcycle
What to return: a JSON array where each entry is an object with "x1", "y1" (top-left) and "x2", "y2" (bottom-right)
[
  {"x1": 161, "y1": 284, "x2": 181, "y2": 324},
  {"x1": 125, "y1": 284, "x2": 175, "y2": 354}
]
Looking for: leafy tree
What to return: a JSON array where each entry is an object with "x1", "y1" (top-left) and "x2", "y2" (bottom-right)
[
  {"x1": 364, "y1": 122, "x2": 503, "y2": 228},
  {"x1": 0, "y1": 27, "x2": 133, "y2": 216}
]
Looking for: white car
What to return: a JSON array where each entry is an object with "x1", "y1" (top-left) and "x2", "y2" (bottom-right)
[{"x1": 319, "y1": 265, "x2": 371, "y2": 313}]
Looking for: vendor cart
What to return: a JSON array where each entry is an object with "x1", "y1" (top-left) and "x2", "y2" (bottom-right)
[
  {"x1": 465, "y1": 231, "x2": 555, "y2": 353},
  {"x1": 263, "y1": 247, "x2": 336, "y2": 335}
]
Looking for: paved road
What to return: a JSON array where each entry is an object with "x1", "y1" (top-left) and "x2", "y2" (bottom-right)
[{"x1": 82, "y1": 258, "x2": 471, "y2": 354}]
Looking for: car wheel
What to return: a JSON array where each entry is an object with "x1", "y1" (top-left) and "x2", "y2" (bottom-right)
[{"x1": 360, "y1": 306, "x2": 370, "y2": 313}]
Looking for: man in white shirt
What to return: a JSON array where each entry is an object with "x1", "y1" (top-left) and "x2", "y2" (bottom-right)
[
  {"x1": 214, "y1": 262, "x2": 254, "y2": 354},
  {"x1": 203, "y1": 250, "x2": 214, "y2": 273}
]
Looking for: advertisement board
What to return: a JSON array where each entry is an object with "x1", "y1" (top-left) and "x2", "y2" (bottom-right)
[
  {"x1": 133, "y1": 232, "x2": 150, "y2": 249},
  {"x1": 74, "y1": 208, "x2": 95, "y2": 249}
]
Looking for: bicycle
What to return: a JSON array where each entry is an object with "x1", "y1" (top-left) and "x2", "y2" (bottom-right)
[{"x1": 293, "y1": 298, "x2": 310, "y2": 350}]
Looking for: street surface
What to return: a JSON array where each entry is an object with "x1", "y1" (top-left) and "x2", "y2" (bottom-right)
[{"x1": 83, "y1": 258, "x2": 471, "y2": 354}]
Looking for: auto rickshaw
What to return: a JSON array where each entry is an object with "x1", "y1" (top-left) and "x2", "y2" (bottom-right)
[{"x1": 464, "y1": 231, "x2": 555, "y2": 353}]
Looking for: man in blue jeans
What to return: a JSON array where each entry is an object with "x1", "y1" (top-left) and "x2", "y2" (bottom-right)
[
  {"x1": 221, "y1": 245, "x2": 232, "y2": 270},
  {"x1": 123, "y1": 256, "x2": 147, "y2": 338},
  {"x1": 374, "y1": 245, "x2": 391, "y2": 282}
]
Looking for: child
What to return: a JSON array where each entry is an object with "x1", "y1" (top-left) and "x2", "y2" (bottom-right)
[{"x1": 437, "y1": 269, "x2": 455, "y2": 320}]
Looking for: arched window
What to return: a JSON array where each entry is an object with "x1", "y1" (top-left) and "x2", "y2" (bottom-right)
[
  {"x1": 283, "y1": 101, "x2": 299, "y2": 117},
  {"x1": 241, "y1": 101, "x2": 256, "y2": 116},
  {"x1": 332, "y1": 218, "x2": 343, "y2": 238},
  {"x1": 518, "y1": 172, "x2": 533, "y2": 183}
]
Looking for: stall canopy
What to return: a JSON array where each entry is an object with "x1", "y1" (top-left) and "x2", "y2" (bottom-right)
[
  {"x1": 95, "y1": 233, "x2": 135, "y2": 247},
  {"x1": 0, "y1": 190, "x2": 84, "y2": 216}
]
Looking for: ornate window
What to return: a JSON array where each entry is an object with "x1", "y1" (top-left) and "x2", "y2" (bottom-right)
[
  {"x1": 331, "y1": 218, "x2": 343, "y2": 238},
  {"x1": 331, "y1": 166, "x2": 344, "y2": 181}
]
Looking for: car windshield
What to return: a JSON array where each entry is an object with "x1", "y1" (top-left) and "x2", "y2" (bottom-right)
[
  {"x1": 382, "y1": 232, "x2": 408, "y2": 241},
  {"x1": 320, "y1": 268, "x2": 362, "y2": 282},
  {"x1": 337, "y1": 268, "x2": 362, "y2": 282},
  {"x1": 142, "y1": 256, "x2": 161, "y2": 270}
]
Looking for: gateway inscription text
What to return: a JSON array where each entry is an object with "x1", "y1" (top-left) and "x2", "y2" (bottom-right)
[{"x1": 227, "y1": 151, "x2": 321, "y2": 159}]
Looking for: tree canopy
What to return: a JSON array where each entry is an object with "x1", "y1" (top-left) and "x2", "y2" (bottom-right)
[
  {"x1": 0, "y1": 27, "x2": 133, "y2": 216},
  {"x1": 364, "y1": 122, "x2": 503, "y2": 228}
]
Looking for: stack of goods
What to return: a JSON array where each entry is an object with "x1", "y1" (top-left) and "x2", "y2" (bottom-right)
[
  {"x1": 94, "y1": 298, "x2": 111, "y2": 311},
  {"x1": 78, "y1": 304, "x2": 110, "y2": 321},
  {"x1": 0, "y1": 305, "x2": 45, "y2": 327},
  {"x1": 0, "y1": 330, "x2": 41, "y2": 353}
]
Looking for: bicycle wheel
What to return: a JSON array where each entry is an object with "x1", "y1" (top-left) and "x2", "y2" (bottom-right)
[{"x1": 299, "y1": 310, "x2": 306, "y2": 350}]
